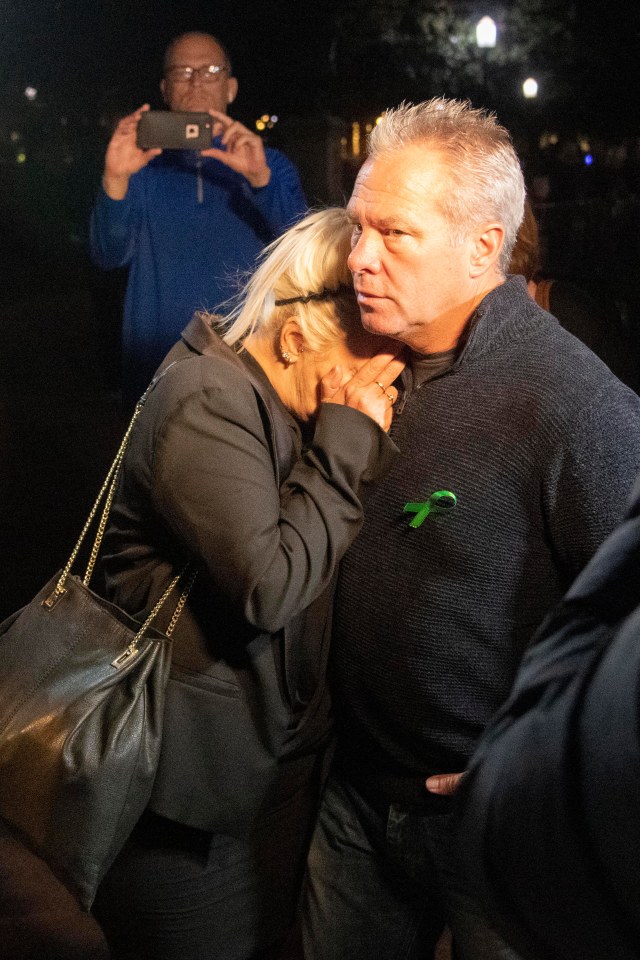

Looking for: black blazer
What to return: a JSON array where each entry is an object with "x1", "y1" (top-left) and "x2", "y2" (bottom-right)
[{"x1": 101, "y1": 315, "x2": 396, "y2": 836}]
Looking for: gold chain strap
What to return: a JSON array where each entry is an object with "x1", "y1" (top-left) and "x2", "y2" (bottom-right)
[
  {"x1": 83, "y1": 446, "x2": 131, "y2": 587},
  {"x1": 48, "y1": 403, "x2": 143, "y2": 602},
  {"x1": 111, "y1": 563, "x2": 197, "y2": 669},
  {"x1": 126, "y1": 563, "x2": 198, "y2": 654},
  {"x1": 45, "y1": 361, "x2": 198, "y2": 638},
  {"x1": 165, "y1": 566, "x2": 199, "y2": 636}
]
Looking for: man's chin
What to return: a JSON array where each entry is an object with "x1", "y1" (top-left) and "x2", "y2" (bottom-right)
[{"x1": 360, "y1": 311, "x2": 404, "y2": 340}]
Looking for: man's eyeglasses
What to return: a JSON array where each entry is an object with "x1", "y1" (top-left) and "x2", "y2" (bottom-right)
[{"x1": 165, "y1": 64, "x2": 229, "y2": 84}]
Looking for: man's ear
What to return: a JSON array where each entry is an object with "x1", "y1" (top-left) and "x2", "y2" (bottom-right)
[
  {"x1": 470, "y1": 224, "x2": 504, "y2": 277},
  {"x1": 160, "y1": 79, "x2": 169, "y2": 106},
  {"x1": 226, "y1": 77, "x2": 239, "y2": 105}
]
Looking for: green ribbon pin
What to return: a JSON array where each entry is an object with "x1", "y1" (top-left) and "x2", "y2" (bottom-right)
[{"x1": 403, "y1": 490, "x2": 457, "y2": 528}]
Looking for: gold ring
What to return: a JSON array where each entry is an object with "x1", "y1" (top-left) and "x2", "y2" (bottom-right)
[
  {"x1": 386, "y1": 392, "x2": 396, "y2": 405},
  {"x1": 375, "y1": 381, "x2": 386, "y2": 393}
]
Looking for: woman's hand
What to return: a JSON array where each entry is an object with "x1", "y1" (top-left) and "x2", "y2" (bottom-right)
[{"x1": 321, "y1": 352, "x2": 406, "y2": 432}]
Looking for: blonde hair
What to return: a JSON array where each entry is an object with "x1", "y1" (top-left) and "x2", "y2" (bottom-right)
[
  {"x1": 368, "y1": 98, "x2": 525, "y2": 273},
  {"x1": 215, "y1": 207, "x2": 360, "y2": 353}
]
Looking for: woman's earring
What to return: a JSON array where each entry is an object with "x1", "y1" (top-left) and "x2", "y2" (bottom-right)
[{"x1": 282, "y1": 347, "x2": 303, "y2": 365}]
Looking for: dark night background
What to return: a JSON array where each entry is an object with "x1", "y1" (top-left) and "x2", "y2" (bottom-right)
[{"x1": 1, "y1": 0, "x2": 640, "y2": 618}]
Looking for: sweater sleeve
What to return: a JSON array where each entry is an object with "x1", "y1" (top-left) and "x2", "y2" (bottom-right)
[
  {"x1": 151, "y1": 362, "x2": 397, "y2": 634},
  {"x1": 246, "y1": 148, "x2": 308, "y2": 235},
  {"x1": 543, "y1": 377, "x2": 640, "y2": 586},
  {"x1": 89, "y1": 183, "x2": 142, "y2": 270}
]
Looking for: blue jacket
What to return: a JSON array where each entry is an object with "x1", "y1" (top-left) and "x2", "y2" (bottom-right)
[{"x1": 90, "y1": 140, "x2": 307, "y2": 401}]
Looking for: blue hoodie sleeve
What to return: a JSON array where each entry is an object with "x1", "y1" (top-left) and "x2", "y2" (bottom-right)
[
  {"x1": 89, "y1": 178, "x2": 144, "y2": 270},
  {"x1": 247, "y1": 147, "x2": 308, "y2": 235}
]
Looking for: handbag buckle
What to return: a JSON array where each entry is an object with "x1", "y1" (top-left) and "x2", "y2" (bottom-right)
[
  {"x1": 42, "y1": 586, "x2": 67, "y2": 610},
  {"x1": 111, "y1": 645, "x2": 141, "y2": 670}
]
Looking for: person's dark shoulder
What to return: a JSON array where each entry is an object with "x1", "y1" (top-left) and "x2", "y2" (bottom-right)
[
  {"x1": 500, "y1": 304, "x2": 639, "y2": 431},
  {"x1": 145, "y1": 348, "x2": 261, "y2": 435}
]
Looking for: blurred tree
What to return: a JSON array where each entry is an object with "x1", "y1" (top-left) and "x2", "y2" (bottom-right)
[{"x1": 322, "y1": 1, "x2": 587, "y2": 128}]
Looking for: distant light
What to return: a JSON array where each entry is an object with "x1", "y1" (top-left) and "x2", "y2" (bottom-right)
[
  {"x1": 522, "y1": 77, "x2": 538, "y2": 98},
  {"x1": 584, "y1": 153, "x2": 594, "y2": 166},
  {"x1": 261, "y1": 114, "x2": 269, "y2": 123},
  {"x1": 255, "y1": 120, "x2": 266, "y2": 131},
  {"x1": 24, "y1": 86, "x2": 37, "y2": 101},
  {"x1": 16, "y1": 151, "x2": 26, "y2": 164},
  {"x1": 539, "y1": 131, "x2": 558, "y2": 149},
  {"x1": 579, "y1": 138, "x2": 591, "y2": 152},
  {"x1": 351, "y1": 121, "x2": 361, "y2": 157},
  {"x1": 375, "y1": 115, "x2": 384, "y2": 125},
  {"x1": 10, "y1": 131, "x2": 20, "y2": 143},
  {"x1": 270, "y1": 115, "x2": 278, "y2": 123},
  {"x1": 476, "y1": 16, "x2": 497, "y2": 49}
]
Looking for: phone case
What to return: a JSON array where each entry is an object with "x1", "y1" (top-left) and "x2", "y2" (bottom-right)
[{"x1": 136, "y1": 111, "x2": 213, "y2": 150}]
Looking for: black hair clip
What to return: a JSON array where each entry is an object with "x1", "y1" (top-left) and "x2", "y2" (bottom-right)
[{"x1": 274, "y1": 284, "x2": 352, "y2": 306}]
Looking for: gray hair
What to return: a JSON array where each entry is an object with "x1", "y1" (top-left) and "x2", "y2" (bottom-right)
[{"x1": 368, "y1": 98, "x2": 525, "y2": 273}]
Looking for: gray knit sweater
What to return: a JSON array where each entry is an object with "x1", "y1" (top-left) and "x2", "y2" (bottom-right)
[{"x1": 332, "y1": 275, "x2": 640, "y2": 809}]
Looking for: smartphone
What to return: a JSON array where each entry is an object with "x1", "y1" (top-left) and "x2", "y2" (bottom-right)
[{"x1": 136, "y1": 111, "x2": 213, "y2": 150}]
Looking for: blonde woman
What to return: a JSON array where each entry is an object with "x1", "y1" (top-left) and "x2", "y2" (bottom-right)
[{"x1": 93, "y1": 208, "x2": 404, "y2": 960}]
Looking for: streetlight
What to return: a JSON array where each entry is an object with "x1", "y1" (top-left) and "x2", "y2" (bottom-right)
[
  {"x1": 522, "y1": 77, "x2": 539, "y2": 99},
  {"x1": 475, "y1": 16, "x2": 497, "y2": 104},
  {"x1": 476, "y1": 16, "x2": 497, "y2": 49}
]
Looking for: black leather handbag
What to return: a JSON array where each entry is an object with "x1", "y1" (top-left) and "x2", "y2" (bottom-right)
[{"x1": 0, "y1": 387, "x2": 195, "y2": 910}]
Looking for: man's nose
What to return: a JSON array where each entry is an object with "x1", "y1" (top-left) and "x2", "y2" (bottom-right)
[
  {"x1": 348, "y1": 233, "x2": 381, "y2": 273},
  {"x1": 187, "y1": 68, "x2": 210, "y2": 85}
]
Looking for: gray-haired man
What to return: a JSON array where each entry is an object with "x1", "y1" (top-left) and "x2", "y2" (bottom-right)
[{"x1": 302, "y1": 98, "x2": 640, "y2": 960}]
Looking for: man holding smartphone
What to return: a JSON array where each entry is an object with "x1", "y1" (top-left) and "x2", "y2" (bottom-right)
[{"x1": 90, "y1": 31, "x2": 307, "y2": 404}]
